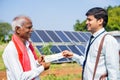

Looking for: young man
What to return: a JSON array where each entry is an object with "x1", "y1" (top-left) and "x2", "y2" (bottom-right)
[
  {"x1": 62, "y1": 7, "x2": 119, "y2": 80},
  {"x1": 2, "y1": 15, "x2": 50, "y2": 80}
]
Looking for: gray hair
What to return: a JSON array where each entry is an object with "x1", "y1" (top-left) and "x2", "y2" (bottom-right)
[{"x1": 11, "y1": 15, "x2": 31, "y2": 31}]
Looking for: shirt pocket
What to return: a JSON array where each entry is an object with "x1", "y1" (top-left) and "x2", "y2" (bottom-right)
[
  {"x1": 89, "y1": 46, "x2": 98, "y2": 63},
  {"x1": 90, "y1": 47, "x2": 105, "y2": 63}
]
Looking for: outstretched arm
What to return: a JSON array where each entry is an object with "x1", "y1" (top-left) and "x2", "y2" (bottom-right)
[{"x1": 62, "y1": 50, "x2": 85, "y2": 66}]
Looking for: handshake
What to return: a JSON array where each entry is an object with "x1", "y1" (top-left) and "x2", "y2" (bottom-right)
[{"x1": 38, "y1": 50, "x2": 74, "y2": 70}]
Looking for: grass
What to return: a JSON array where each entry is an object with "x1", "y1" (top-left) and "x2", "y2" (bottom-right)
[
  {"x1": 41, "y1": 74, "x2": 81, "y2": 80},
  {"x1": 40, "y1": 63, "x2": 82, "y2": 80},
  {"x1": 0, "y1": 43, "x2": 7, "y2": 70}
]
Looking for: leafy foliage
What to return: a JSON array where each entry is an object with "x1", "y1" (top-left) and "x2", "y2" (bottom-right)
[
  {"x1": 0, "y1": 22, "x2": 12, "y2": 42},
  {"x1": 74, "y1": 5, "x2": 120, "y2": 31},
  {"x1": 106, "y1": 5, "x2": 120, "y2": 31},
  {"x1": 74, "y1": 20, "x2": 87, "y2": 31}
]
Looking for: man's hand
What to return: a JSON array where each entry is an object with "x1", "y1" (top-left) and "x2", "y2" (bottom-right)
[
  {"x1": 38, "y1": 55, "x2": 45, "y2": 64},
  {"x1": 38, "y1": 55, "x2": 50, "y2": 70},
  {"x1": 62, "y1": 50, "x2": 73, "y2": 58},
  {"x1": 41, "y1": 62, "x2": 50, "y2": 70}
]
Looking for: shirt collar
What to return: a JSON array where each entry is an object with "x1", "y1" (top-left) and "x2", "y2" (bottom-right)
[
  {"x1": 25, "y1": 41, "x2": 30, "y2": 48},
  {"x1": 92, "y1": 28, "x2": 105, "y2": 38}
]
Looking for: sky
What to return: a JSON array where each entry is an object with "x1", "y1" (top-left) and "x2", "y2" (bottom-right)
[{"x1": 1, "y1": 0, "x2": 120, "y2": 31}]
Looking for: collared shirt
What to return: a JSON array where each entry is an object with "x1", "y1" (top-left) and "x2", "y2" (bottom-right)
[
  {"x1": 2, "y1": 41, "x2": 44, "y2": 80},
  {"x1": 72, "y1": 28, "x2": 119, "y2": 80}
]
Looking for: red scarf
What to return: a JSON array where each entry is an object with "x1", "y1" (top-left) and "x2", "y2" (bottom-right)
[{"x1": 12, "y1": 34, "x2": 38, "y2": 71}]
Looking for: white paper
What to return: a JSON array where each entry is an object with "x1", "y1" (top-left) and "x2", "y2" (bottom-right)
[{"x1": 44, "y1": 53, "x2": 64, "y2": 62}]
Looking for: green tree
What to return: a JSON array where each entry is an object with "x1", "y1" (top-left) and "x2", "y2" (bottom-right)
[
  {"x1": 0, "y1": 22, "x2": 12, "y2": 42},
  {"x1": 106, "y1": 6, "x2": 120, "y2": 31},
  {"x1": 74, "y1": 20, "x2": 86, "y2": 31}
]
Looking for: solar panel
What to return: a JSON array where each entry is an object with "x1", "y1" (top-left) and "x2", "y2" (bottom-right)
[
  {"x1": 46, "y1": 30, "x2": 62, "y2": 42},
  {"x1": 64, "y1": 31, "x2": 79, "y2": 42},
  {"x1": 67, "y1": 45, "x2": 82, "y2": 56},
  {"x1": 31, "y1": 31, "x2": 42, "y2": 42},
  {"x1": 51, "y1": 46, "x2": 61, "y2": 53},
  {"x1": 36, "y1": 46, "x2": 43, "y2": 54},
  {"x1": 76, "y1": 45, "x2": 85, "y2": 54},
  {"x1": 36, "y1": 30, "x2": 52, "y2": 42},
  {"x1": 58, "y1": 45, "x2": 70, "y2": 51},
  {"x1": 55, "y1": 31, "x2": 71, "y2": 42},
  {"x1": 78, "y1": 32, "x2": 89, "y2": 41},
  {"x1": 30, "y1": 30, "x2": 91, "y2": 63},
  {"x1": 86, "y1": 32, "x2": 92, "y2": 38},
  {"x1": 72, "y1": 32, "x2": 86, "y2": 42}
]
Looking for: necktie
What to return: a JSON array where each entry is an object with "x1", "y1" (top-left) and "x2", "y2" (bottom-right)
[{"x1": 82, "y1": 35, "x2": 94, "y2": 80}]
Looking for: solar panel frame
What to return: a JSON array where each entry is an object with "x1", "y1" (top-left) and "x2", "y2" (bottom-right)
[
  {"x1": 36, "y1": 30, "x2": 53, "y2": 42},
  {"x1": 31, "y1": 31, "x2": 42, "y2": 42},
  {"x1": 67, "y1": 45, "x2": 83, "y2": 56},
  {"x1": 45, "y1": 30, "x2": 62, "y2": 42},
  {"x1": 55, "y1": 31, "x2": 71, "y2": 42},
  {"x1": 72, "y1": 31, "x2": 86, "y2": 42},
  {"x1": 64, "y1": 31, "x2": 79, "y2": 42},
  {"x1": 78, "y1": 32, "x2": 89, "y2": 41}
]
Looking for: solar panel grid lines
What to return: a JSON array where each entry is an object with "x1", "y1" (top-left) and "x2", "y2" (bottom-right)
[
  {"x1": 55, "y1": 31, "x2": 70, "y2": 42},
  {"x1": 70, "y1": 31, "x2": 84, "y2": 42},
  {"x1": 45, "y1": 30, "x2": 62, "y2": 42},
  {"x1": 34, "y1": 30, "x2": 44, "y2": 42},
  {"x1": 67, "y1": 45, "x2": 82, "y2": 56},
  {"x1": 84, "y1": 32, "x2": 91, "y2": 40},
  {"x1": 78, "y1": 32, "x2": 88, "y2": 42},
  {"x1": 51, "y1": 46, "x2": 61, "y2": 53},
  {"x1": 30, "y1": 30, "x2": 42, "y2": 42},
  {"x1": 73, "y1": 45, "x2": 84, "y2": 55},
  {"x1": 76, "y1": 45, "x2": 86, "y2": 55},
  {"x1": 86, "y1": 32, "x2": 92, "y2": 38},
  {"x1": 72, "y1": 31, "x2": 86, "y2": 42},
  {"x1": 43, "y1": 30, "x2": 54, "y2": 42},
  {"x1": 61, "y1": 31, "x2": 73, "y2": 42},
  {"x1": 30, "y1": 30, "x2": 91, "y2": 63},
  {"x1": 66, "y1": 31, "x2": 80, "y2": 42},
  {"x1": 36, "y1": 30, "x2": 52, "y2": 42},
  {"x1": 54, "y1": 31, "x2": 65, "y2": 42},
  {"x1": 64, "y1": 31, "x2": 79, "y2": 42},
  {"x1": 36, "y1": 46, "x2": 42, "y2": 54}
]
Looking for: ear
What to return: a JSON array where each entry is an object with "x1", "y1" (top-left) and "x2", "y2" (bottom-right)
[
  {"x1": 15, "y1": 26, "x2": 21, "y2": 34},
  {"x1": 98, "y1": 18, "x2": 103, "y2": 25}
]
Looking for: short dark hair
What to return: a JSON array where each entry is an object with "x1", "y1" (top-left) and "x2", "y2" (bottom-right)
[{"x1": 86, "y1": 7, "x2": 108, "y2": 27}]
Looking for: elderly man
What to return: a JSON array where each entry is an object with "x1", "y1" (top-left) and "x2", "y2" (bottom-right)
[{"x1": 2, "y1": 15, "x2": 50, "y2": 80}]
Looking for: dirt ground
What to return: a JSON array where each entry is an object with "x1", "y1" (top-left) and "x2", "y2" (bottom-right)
[{"x1": 0, "y1": 63, "x2": 82, "y2": 80}]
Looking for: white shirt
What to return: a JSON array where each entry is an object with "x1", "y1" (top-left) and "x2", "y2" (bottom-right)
[
  {"x1": 72, "y1": 28, "x2": 119, "y2": 80},
  {"x1": 2, "y1": 41, "x2": 44, "y2": 80}
]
